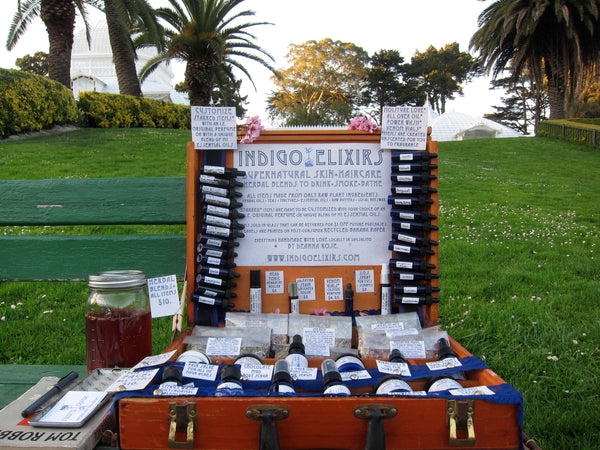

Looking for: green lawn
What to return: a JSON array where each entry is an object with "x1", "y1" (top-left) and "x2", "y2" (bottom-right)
[{"x1": 1, "y1": 128, "x2": 599, "y2": 449}]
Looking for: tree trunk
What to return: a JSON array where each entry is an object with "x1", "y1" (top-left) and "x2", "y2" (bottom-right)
[
  {"x1": 186, "y1": 60, "x2": 212, "y2": 106},
  {"x1": 545, "y1": 56, "x2": 566, "y2": 120},
  {"x1": 41, "y1": 0, "x2": 75, "y2": 88},
  {"x1": 104, "y1": 0, "x2": 142, "y2": 97}
]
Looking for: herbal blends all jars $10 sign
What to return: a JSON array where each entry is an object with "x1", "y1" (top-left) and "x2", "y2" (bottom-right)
[{"x1": 86, "y1": 270, "x2": 152, "y2": 373}]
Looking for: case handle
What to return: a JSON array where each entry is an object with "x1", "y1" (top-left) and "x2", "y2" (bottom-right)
[
  {"x1": 354, "y1": 403, "x2": 397, "y2": 450},
  {"x1": 246, "y1": 404, "x2": 290, "y2": 450}
]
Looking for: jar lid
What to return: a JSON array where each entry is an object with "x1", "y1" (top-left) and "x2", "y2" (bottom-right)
[{"x1": 88, "y1": 270, "x2": 147, "y2": 289}]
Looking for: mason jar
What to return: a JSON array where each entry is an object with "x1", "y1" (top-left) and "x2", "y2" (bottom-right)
[{"x1": 86, "y1": 270, "x2": 152, "y2": 373}]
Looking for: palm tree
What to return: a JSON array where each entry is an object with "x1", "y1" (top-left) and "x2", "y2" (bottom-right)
[
  {"x1": 470, "y1": 0, "x2": 600, "y2": 120},
  {"x1": 104, "y1": 0, "x2": 160, "y2": 96},
  {"x1": 138, "y1": 0, "x2": 275, "y2": 106},
  {"x1": 7, "y1": 0, "x2": 101, "y2": 88}
]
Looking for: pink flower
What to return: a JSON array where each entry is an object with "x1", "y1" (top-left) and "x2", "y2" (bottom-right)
[
  {"x1": 348, "y1": 116, "x2": 381, "y2": 133},
  {"x1": 239, "y1": 115, "x2": 264, "y2": 143},
  {"x1": 313, "y1": 307, "x2": 331, "y2": 316}
]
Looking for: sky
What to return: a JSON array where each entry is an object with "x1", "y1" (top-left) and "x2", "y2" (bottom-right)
[{"x1": 0, "y1": 0, "x2": 504, "y2": 125}]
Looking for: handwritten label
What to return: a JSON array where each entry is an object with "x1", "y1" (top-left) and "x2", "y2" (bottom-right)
[
  {"x1": 205, "y1": 337, "x2": 242, "y2": 356},
  {"x1": 147, "y1": 275, "x2": 180, "y2": 318},
  {"x1": 324, "y1": 277, "x2": 344, "y2": 301},
  {"x1": 426, "y1": 357, "x2": 463, "y2": 371},
  {"x1": 303, "y1": 327, "x2": 335, "y2": 356},
  {"x1": 355, "y1": 270, "x2": 375, "y2": 293},
  {"x1": 240, "y1": 365, "x2": 274, "y2": 381},
  {"x1": 132, "y1": 350, "x2": 176, "y2": 370},
  {"x1": 182, "y1": 363, "x2": 219, "y2": 381},
  {"x1": 106, "y1": 368, "x2": 159, "y2": 392},
  {"x1": 297, "y1": 277, "x2": 316, "y2": 301},
  {"x1": 381, "y1": 106, "x2": 428, "y2": 150},
  {"x1": 340, "y1": 370, "x2": 371, "y2": 381},
  {"x1": 289, "y1": 367, "x2": 318, "y2": 380},
  {"x1": 390, "y1": 340, "x2": 427, "y2": 358},
  {"x1": 265, "y1": 271, "x2": 284, "y2": 294},
  {"x1": 191, "y1": 106, "x2": 237, "y2": 150},
  {"x1": 376, "y1": 360, "x2": 411, "y2": 377}
]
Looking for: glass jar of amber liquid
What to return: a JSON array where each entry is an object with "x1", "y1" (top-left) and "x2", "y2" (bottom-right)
[{"x1": 86, "y1": 270, "x2": 152, "y2": 373}]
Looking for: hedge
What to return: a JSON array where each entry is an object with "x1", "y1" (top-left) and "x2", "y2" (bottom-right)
[
  {"x1": 77, "y1": 91, "x2": 190, "y2": 129},
  {"x1": 0, "y1": 69, "x2": 78, "y2": 138}
]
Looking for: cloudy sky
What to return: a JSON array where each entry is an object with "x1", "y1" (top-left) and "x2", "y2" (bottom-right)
[{"x1": 1, "y1": 0, "x2": 503, "y2": 123}]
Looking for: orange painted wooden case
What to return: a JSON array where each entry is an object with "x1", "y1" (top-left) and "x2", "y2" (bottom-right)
[{"x1": 117, "y1": 130, "x2": 523, "y2": 450}]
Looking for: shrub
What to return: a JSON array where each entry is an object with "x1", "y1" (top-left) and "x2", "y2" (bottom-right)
[
  {"x1": 77, "y1": 91, "x2": 190, "y2": 129},
  {"x1": 0, "y1": 69, "x2": 78, "y2": 138}
]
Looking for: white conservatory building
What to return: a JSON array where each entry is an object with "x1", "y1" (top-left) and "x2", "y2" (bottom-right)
[{"x1": 70, "y1": 21, "x2": 188, "y2": 104}]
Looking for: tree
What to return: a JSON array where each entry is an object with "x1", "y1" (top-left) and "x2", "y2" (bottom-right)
[
  {"x1": 404, "y1": 42, "x2": 482, "y2": 114},
  {"x1": 470, "y1": 0, "x2": 600, "y2": 120},
  {"x1": 267, "y1": 38, "x2": 369, "y2": 126},
  {"x1": 360, "y1": 49, "x2": 426, "y2": 124},
  {"x1": 104, "y1": 0, "x2": 160, "y2": 97},
  {"x1": 486, "y1": 70, "x2": 548, "y2": 134},
  {"x1": 7, "y1": 0, "x2": 101, "y2": 88},
  {"x1": 138, "y1": 0, "x2": 275, "y2": 107},
  {"x1": 15, "y1": 51, "x2": 49, "y2": 75}
]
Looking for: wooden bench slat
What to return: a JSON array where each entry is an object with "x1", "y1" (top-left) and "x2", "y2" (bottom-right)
[
  {"x1": 0, "y1": 177, "x2": 186, "y2": 225},
  {"x1": 0, "y1": 235, "x2": 186, "y2": 281}
]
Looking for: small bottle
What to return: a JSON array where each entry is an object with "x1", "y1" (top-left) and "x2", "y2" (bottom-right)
[
  {"x1": 285, "y1": 335, "x2": 308, "y2": 369},
  {"x1": 425, "y1": 375, "x2": 463, "y2": 393},
  {"x1": 380, "y1": 264, "x2": 392, "y2": 315},
  {"x1": 374, "y1": 375, "x2": 413, "y2": 395},
  {"x1": 389, "y1": 349, "x2": 407, "y2": 364},
  {"x1": 269, "y1": 360, "x2": 296, "y2": 394},
  {"x1": 288, "y1": 282, "x2": 299, "y2": 314},
  {"x1": 437, "y1": 337, "x2": 467, "y2": 380},
  {"x1": 216, "y1": 364, "x2": 243, "y2": 393},
  {"x1": 161, "y1": 365, "x2": 183, "y2": 385},
  {"x1": 344, "y1": 283, "x2": 354, "y2": 318},
  {"x1": 249, "y1": 270, "x2": 262, "y2": 313},
  {"x1": 321, "y1": 359, "x2": 350, "y2": 395},
  {"x1": 335, "y1": 353, "x2": 365, "y2": 373}
]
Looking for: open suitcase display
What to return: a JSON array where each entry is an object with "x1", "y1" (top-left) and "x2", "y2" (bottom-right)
[{"x1": 116, "y1": 129, "x2": 524, "y2": 450}]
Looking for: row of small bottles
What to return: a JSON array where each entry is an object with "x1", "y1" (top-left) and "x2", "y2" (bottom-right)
[
  {"x1": 172, "y1": 336, "x2": 466, "y2": 396},
  {"x1": 194, "y1": 165, "x2": 246, "y2": 317},
  {"x1": 387, "y1": 150, "x2": 440, "y2": 311}
]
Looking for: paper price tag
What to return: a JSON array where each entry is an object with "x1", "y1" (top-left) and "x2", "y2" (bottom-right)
[
  {"x1": 147, "y1": 275, "x2": 180, "y2": 318},
  {"x1": 426, "y1": 357, "x2": 463, "y2": 371},
  {"x1": 449, "y1": 386, "x2": 495, "y2": 396},
  {"x1": 132, "y1": 350, "x2": 176, "y2": 370},
  {"x1": 340, "y1": 370, "x2": 371, "y2": 381},
  {"x1": 240, "y1": 365, "x2": 274, "y2": 381},
  {"x1": 182, "y1": 363, "x2": 219, "y2": 381},
  {"x1": 157, "y1": 382, "x2": 198, "y2": 396},
  {"x1": 376, "y1": 360, "x2": 411, "y2": 377},
  {"x1": 106, "y1": 368, "x2": 159, "y2": 392}
]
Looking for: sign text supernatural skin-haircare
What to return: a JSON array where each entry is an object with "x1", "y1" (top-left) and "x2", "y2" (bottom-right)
[{"x1": 234, "y1": 143, "x2": 392, "y2": 267}]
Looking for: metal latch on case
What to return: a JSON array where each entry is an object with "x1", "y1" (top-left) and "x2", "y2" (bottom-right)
[
  {"x1": 447, "y1": 399, "x2": 476, "y2": 446},
  {"x1": 246, "y1": 404, "x2": 290, "y2": 450},
  {"x1": 168, "y1": 402, "x2": 196, "y2": 448},
  {"x1": 354, "y1": 403, "x2": 398, "y2": 450}
]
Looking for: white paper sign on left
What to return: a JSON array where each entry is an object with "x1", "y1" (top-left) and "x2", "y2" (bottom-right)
[
  {"x1": 147, "y1": 274, "x2": 180, "y2": 318},
  {"x1": 191, "y1": 106, "x2": 237, "y2": 150}
]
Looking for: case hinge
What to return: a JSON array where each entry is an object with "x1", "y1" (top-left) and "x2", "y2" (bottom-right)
[
  {"x1": 168, "y1": 401, "x2": 197, "y2": 448},
  {"x1": 354, "y1": 403, "x2": 398, "y2": 450},
  {"x1": 446, "y1": 399, "x2": 476, "y2": 447},
  {"x1": 246, "y1": 404, "x2": 290, "y2": 450}
]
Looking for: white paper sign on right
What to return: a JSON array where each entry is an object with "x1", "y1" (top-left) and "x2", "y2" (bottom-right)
[{"x1": 381, "y1": 106, "x2": 429, "y2": 150}]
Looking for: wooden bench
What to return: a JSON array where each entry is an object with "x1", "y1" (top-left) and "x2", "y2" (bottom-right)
[{"x1": 0, "y1": 177, "x2": 187, "y2": 281}]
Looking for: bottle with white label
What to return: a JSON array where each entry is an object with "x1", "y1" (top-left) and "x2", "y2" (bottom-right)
[
  {"x1": 269, "y1": 360, "x2": 296, "y2": 394},
  {"x1": 321, "y1": 359, "x2": 351, "y2": 395},
  {"x1": 249, "y1": 270, "x2": 262, "y2": 313},
  {"x1": 233, "y1": 353, "x2": 263, "y2": 367},
  {"x1": 436, "y1": 337, "x2": 467, "y2": 380},
  {"x1": 288, "y1": 282, "x2": 299, "y2": 314},
  {"x1": 216, "y1": 364, "x2": 243, "y2": 393},
  {"x1": 380, "y1": 264, "x2": 392, "y2": 315},
  {"x1": 374, "y1": 375, "x2": 413, "y2": 395},
  {"x1": 285, "y1": 335, "x2": 309, "y2": 369}
]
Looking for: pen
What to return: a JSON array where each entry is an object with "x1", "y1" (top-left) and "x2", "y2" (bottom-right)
[{"x1": 21, "y1": 371, "x2": 79, "y2": 418}]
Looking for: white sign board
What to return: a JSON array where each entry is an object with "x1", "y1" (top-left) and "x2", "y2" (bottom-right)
[
  {"x1": 381, "y1": 106, "x2": 428, "y2": 150},
  {"x1": 234, "y1": 143, "x2": 392, "y2": 266},
  {"x1": 191, "y1": 106, "x2": 237, "y2": 150}
]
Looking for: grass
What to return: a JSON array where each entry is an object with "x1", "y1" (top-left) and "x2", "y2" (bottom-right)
[{"x1": 1, "y1": 128, "x2": 599, "y2": 449}]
